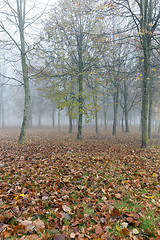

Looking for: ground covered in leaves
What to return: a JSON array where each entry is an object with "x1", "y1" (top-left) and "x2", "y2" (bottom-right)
[{"x1": 0, "y1": 128, "x2": 160, "y2": 240}]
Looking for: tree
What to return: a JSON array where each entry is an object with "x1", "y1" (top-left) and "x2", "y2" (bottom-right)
[
  {"x1": 113, "y1": 0, "x2": 160, "y2": 147},
  {"x1": 0, "y1": 0, "x2": 48, "y2": 143},
  {"x1": 34, "y1": 0, "x2": 105, "y2": 139}
]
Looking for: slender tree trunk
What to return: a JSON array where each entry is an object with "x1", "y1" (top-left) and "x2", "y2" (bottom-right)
[
  {"x1": 38, "y1": 112, "x2": 41, "y2": 127},
  {"x1": 0, "y1": 84, "x2": 4, "y2": 128},
  {"x1": 95, "y1": 109, "x2": 98, "y2": 133},
  {"x1": 77, "y1": 75, "x2": 83, "y2": 139},
  {"x1": 19, "y1": 77, "x2": 30, "y2": 144},
  {"x1": 1, "y1": 99, "x2": 4, "y2": 128},
  {"x1": 18, "y1": 0, "x2": 30, "y2": 144},
  {"x1": 148, "y1": 77, "x2": 152, "y2": 138},
  {"x1": 58, "y1": 109, "x2": 61, "y2": 131},
  {"x1": 141, "y1": 46, "x2": 150, "y2": 148},
  {"x1": 104, "y1": 107, "x2": 107, "y2": 130},
  {"x1": 124, "y1": 81, "x2": 129, "y2": 132},
  {"x1": 77, "y1": 34, "x2": 83, "y2": 140},
  {"x1": 112, "y1": 89, "x2": 119, "y2": 136},
  {"x1": 158, "y1": 122, "x2": 160, "y2": 133},
  {"x1": 69, "y1": 115, "x2": 72, "y2": 133},
  {"x1": 122, "y1": 110, "x2": 124, "y2": 132},
  {"x1": 94, "y1": 91, "x2": 98, "y2": 134},
  {"x1": 102, "y1": 89, "x2": 107, "y2": 130},
  {"x1": 52, "y1": 105, "x2": 55, "y2": 128},
  {"x1": 29, "y1": 110, "x2": 32, "y2": 128}
]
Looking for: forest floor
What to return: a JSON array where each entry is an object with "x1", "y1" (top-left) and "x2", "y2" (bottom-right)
[{"x1": 0, "y1": 128, "x2": 160, "y2": 240}]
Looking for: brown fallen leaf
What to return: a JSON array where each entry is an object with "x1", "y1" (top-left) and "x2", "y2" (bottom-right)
[
  {"x1": 24, "y1": 234, "x2": 40, "y2": 240},
  {"x1": 120, "y1": 227, "x2": 130, "y2": 237},
  {"x1": 33, "y1": 218, "x2": 45, "y2": 233},
  {"x1": 1, "y1": 227, "x2": 13, "y2": 238},
  {"x1": 95, "y1": 223, "x2": 103, "y2": 235},
  {"x1": 114, "y1": 193, "x2": 122, "y2": 199},
  {"x1": 126, "y1": 217, "x2": 134, "y2": 223},
  {"x1": 17, "y1": 220, "x2": 34, "y2": 233},
  {"x1": 111, "y1": 208, "x2": 121, "y2": 218},
  {"x1": 54, "y1": 234, "x2": 66, "y2": 240}
]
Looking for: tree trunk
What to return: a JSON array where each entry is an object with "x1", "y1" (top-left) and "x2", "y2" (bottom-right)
[
  {"x1": 19, "y1": 78, "x2": 30, "y2": 144},
  {"x1": 0, "y1": 84, "x2": 4, "y2": 128},
  {"x1": 28, "y1": 93, "x2": 34, "y2": 128},
  {"x1": 122, "y1": 110, "x2": 124, "y2": 132},
  {"x1": 77, "y1": 34, "x2": 83, "y2": 140},
  {"x1": 104, "y1": 107, "x2": 107, "y2": 130},
  {"x1": 158, "y1": 122, "x2": 160, "y2": 133},
  {"x1": 112, "y1": 89, "x2": 119, "y2": 136},
  {"x1": 18, "y1": 0, "x2": 30, "y2": 144},
  {"x1": 148, "y1": 77, "x2": 152, "y2": 138},
  {"x1": 52, "y1": 105, "x2": 55, "y2": 128},
  {"x1": 69, "y1": 115, "x2": 72, "y2": 133},
  {"x1": 58, "y1": 109, "x2": 61, "y2": 131},
  {"x1": 141, "y1": 46, "x2": 150, "y2": 148},
  {"x1": 124, "y1": 80, "x2": 129, "y2": 132},
  {"x1": 95, "y1": 109, "x2": 98, "y2": 134},
  {"x1": 77, "y1": 75, "x2": 83, "y2": 139},
  {"x1": 38, "y1": 112, "x2": 41, "y2": 127}
]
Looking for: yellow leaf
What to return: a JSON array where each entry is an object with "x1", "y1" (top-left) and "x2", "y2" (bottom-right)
[
  {"x1": 145, "y1": 195, "x2": 155, "y2": 199},
  {"x1": 20, "y1": 194, "x2": 25, "y2": 198},
  {"x1": 116, "y1": 226, "x2": 121, "y2": 231},
  {"x1": 15, "y1": 194, "x2": 28, "y2": 200},
  {"x1": 148, "y1": 22, "x2": 153, "y2": 26}
]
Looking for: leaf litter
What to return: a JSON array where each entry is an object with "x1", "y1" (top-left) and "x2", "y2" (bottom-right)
[{"x1": 0, "y1": 129, "x2": 160, "y2": 239}]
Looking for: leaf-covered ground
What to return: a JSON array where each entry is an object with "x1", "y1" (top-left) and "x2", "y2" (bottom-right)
[{"x1": 0, "y1": 128, "x2": 160, "y2": 240}]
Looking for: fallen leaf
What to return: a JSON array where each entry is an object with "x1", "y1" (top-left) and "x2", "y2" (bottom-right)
[
  {"x1": 1, "y1": 227, "x2": 13, "y2": 238},
  {"x1": 33, "y1": 218, "x2": 45, "y2": 233},
  {"x1": 114, "y1": 193, "x2": 122, "y2": 199},
  {"x1": 132, "y1": 228, "x2": 139, "y2": 235},
  {"x1": 121, "y1": 222, "x2": 128, "y2": 228},
  {"x1": 54, "y1": 234, "x2": 66, "y2": 240},
  {"x1": 120, "y1": 227, "x2": 130, "y2": 237},
  {"x1": 70, "y1": 232, "x2": 76, "y2": 238},
  {"x1": 17, "y1": 220, "x2": 34, "y2": 232},
  {"x1": 95, "y1": 223, "x2": 103, "y2": 234},
  {"x1": 24, "y1": 234, "x2": 40, "y2": 240},
  {"x1": 62, "y1": 205, "x2": 71, "y2": 213}
]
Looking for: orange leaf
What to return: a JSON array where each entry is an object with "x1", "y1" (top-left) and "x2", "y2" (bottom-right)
[{"x1": 120, "y1": 227, "x2": 130, "y2": 237}]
